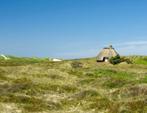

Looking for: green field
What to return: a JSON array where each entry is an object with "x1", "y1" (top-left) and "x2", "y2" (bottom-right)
[{"x1": 0, "y1": 56, "x2": 147, "y2": 113}]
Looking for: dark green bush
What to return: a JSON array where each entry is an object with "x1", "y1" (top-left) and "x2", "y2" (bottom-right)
[
  {"x1": 109, "y1": 56, "x2": 132, "y2": 65},
  {"x1": 109, "y1": 55, "x2": 121, "y2": 65},
  {"x1": 71, "y1": 61, "x2": 83, "y2": 68}
]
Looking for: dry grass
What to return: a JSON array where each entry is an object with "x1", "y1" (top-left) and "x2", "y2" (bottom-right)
[{"x1": 0, "y1": 57, "x2": 146, "y2": 113}]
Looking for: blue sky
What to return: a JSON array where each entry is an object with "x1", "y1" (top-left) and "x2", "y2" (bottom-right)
[{"x1": 0, "y1": 0, "x2": 147, "y2": 58}]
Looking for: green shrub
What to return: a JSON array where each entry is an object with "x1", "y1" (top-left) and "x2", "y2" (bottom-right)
[
  {"x1": 109, "y1": 55, "x2": 121, "y2": 65},
  {"x1": 120, "y1": 57, "x2": 132, "y2": 64},
  {"x1": 109, "y1": 56, "x2": 132, "y2": 65},
  {"x1": 71, "y1": 61, "x2": 83, "y2": 68}
]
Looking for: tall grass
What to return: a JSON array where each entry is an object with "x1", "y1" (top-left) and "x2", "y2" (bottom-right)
[{"x1": 0, "y1": 56, "x2": 146, "y2": 113}]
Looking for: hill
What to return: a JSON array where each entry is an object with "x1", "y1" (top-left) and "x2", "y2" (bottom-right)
[{"x1": 0, "y1": 56, "x2": 147, "y2": 113}]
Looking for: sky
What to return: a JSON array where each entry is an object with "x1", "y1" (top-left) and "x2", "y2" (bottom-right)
[{"x1": 0, "y1": 0, "x2": 147, "y2": 59}]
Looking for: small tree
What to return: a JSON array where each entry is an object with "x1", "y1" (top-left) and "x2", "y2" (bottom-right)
[{"x1": 109, "y1": 55, "x2": 121, "y2": 65}]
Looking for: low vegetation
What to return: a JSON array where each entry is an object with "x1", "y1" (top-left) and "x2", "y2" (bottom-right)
[
  {"x1": 0, "y1": 56, "x2": 146, "y2": 113},
  {"x1": 109, "y1": 55, "x2": 132, "y2": 65}
]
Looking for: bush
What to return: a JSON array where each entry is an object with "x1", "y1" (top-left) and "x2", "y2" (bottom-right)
[
  {"x1": 109, "y1": 56, "x2": 132, "y2": 65},
  {"x1": 71, "y1": 61, "x2": 83, "y2": 68},
  {"x1": 120, "y1": 57, "x2": 132, "y2": 64},
  {"x1": 109, "y1": 55, "x2": 121, "y2": 65}
]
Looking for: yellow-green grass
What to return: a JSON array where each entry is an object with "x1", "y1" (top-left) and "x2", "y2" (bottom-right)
[{"x1": 0, "y1": 56, "x2": 147, "y2": 113}]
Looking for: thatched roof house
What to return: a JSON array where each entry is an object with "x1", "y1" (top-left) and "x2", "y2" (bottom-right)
[{"x1": 97, "y1": 45, "x2": 119, "y2": 62}]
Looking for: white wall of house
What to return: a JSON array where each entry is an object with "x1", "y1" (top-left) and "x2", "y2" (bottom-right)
[{"x1": 52, "y1": 58, "x2": 62, "y2": 62}]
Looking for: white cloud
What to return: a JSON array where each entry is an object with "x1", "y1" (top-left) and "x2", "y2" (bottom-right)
[
  {"x1": 55, "y1": 40, "x2": 147, "y2": 59},
  {"x1": 114, "y1": 41, "x2": 147, "y2": 55},
  {"x1": 115, "y1": 41, "x2": 147, "y2": 46}
]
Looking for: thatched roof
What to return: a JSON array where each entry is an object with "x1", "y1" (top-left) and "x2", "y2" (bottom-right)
[{"x1": 97, "y1": 45, "x2": 119, "y2": 61}]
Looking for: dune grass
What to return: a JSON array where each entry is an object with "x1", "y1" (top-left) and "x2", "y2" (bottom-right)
[{"x1": 0, "y1": 56, "x2": 146, "y2": 113}]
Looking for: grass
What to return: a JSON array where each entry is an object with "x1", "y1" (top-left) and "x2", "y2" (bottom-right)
[
  {"x1": 0, "y1": 56, "x2": 146, "y2": 113},
  {"x1": 128, "y1": 56, "x2": 147, "y2": 65}
]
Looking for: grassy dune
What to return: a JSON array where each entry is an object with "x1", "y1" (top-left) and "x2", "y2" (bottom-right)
[{"x1": 0, "y1": 56, "x2": 147, "y2": 113}]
